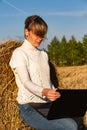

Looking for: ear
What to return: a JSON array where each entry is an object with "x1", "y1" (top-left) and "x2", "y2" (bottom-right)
[{"x1": 24, "y1": 29, "x2": 29, "y2": 36}]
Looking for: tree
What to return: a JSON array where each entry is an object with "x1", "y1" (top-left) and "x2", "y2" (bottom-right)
[
  {"x1": 66, "y1": 36, "x2": 79, "y2": 65},
  {"x1": 47, "y1": 35, "x2": 87, "y2": 66},
  {"x1": 59, "y1": 36, "x2": 67, "y2": 66},
  {"x1": 83, "y1": 35, "x2": 87, "y2": 64},
  {"x1": 47, "y1": 36, "x2": 60, "y2": 65}
]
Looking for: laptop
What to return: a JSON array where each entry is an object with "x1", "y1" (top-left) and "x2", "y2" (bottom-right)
[{"x1": 47, "y1": 89, "x2": 87, "y2": 120}]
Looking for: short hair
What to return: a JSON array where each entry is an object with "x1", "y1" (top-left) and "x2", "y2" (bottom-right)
[{"x1": 25, "y1": 15, "x2": 48, "y2": 38}]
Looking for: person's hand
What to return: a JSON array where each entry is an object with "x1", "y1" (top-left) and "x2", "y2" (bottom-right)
[{"x1": 42, "y1": 88, "x2": 61, "y2": 101}]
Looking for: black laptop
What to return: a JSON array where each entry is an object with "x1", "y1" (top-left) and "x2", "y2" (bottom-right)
[{"x1": 47, "y1": 89, "x2": 87, "y2": 120}]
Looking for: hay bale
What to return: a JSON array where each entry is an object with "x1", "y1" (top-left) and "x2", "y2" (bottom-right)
[{"x1": 0, "y1": 40, "x2": 34, "y2": 130}]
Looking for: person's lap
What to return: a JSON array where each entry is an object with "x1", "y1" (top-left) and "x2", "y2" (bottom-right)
[{"x1": 18, "y1": 103, "x2": 78, "y2": 130}]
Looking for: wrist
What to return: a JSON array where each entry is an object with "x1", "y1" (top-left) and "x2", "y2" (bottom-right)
[
  {"x1": 42, "y1": 88, "x2": 46, "y2": 96},
  {"x1": 42, "y1": 89, "x2": 47, "y2": 99},
  {"x1": 42, "y1": 88, "x2": 51, "y2": 97}
]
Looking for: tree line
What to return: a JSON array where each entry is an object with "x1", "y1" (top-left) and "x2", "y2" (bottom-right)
[{"x1": 47, "y1": 34, "x2": 87, "y2": 66}]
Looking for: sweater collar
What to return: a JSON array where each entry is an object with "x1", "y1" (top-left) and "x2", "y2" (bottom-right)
[{"x1": 23, "y1": 39, "x2": 37, "y2": 51}]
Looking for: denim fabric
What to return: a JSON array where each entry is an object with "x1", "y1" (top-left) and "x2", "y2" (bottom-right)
[
  {"x1": 29, "y1": 102, "x2": 51, "y2": 117},
  {"x1": 18, "y1": 103, "x2": 78, "y2": 130}
]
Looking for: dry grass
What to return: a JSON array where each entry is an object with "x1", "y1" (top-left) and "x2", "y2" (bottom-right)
[
  {"x1": 56, "y1": 66, "x2": 87, "y2": 129},
  {"x1": 0, "y1": 40, "x2": 34, "y2": 130},
  {"x1": 0, "y1": 40, "x2": 87, "y2": 130},
  {"x1": 57, "y1": 65, "x2": 87, "y2": 89}
]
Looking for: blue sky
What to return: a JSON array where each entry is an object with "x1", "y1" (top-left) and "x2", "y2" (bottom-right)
[{"x1": 0, "y1": 0, "x2": 87, "y2": 48}]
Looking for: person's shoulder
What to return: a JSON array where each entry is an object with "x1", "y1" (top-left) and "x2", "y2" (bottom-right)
[
  {"x1": 13, "y1": 44, "x2": 24, "y2": 53},
  {"x1": 40, "y1": 50, "x2": 48, "y2": 59},
  {"x1": 42, "y1": 50, "x2": 48, "y2": 55},
  {"x1": 38, "y1": 49, "x2": 47, "y2": 55},
  {"x1": 12, "y1": 46, "x2": 26, "y2": 57}
]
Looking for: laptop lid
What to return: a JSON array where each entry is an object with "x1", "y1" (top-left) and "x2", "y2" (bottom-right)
[{"x1": 47, "y1": 90, "x2": 87, "y2": 120}]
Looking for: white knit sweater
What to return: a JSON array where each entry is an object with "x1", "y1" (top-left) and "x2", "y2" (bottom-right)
[{"x1": 9, "y1": 39, "x2": 54, "y2": 104}]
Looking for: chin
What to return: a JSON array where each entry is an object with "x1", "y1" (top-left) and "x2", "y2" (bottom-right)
[{"x1": 35, "y1": 43, "x2": 40, "y2": 47}]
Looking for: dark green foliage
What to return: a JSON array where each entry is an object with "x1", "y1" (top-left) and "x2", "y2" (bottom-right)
[
  {"x1": 83, "y1": 35, "x2": 87, "y2": 64},
  {"x1": 48, "y1": 36, "x2": 60, "y2": 65},
  {"x1": 47, "y1": 34, "x2": 87, "y2": 66}
]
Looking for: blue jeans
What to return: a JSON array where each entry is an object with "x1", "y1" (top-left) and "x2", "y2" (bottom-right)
[{"x1": 18, "y1": 103, "x2": 78, "y2": 130}]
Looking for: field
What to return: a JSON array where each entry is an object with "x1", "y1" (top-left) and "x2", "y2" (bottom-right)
[
  {"x1": 56, "y1": 65, "x2": 87, "y2": 89},
  {"x1": 0, "y1": 40, "x2": 87, "y2": 130}
]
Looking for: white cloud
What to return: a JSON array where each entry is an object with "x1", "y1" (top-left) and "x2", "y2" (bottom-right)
[{"x1": 3, "y1": 0, "x2": 27, "y2": 14}]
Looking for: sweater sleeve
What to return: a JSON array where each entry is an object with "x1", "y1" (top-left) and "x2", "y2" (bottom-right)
[{"x1": 15, "y1": 66, "x2": 43, "y2": 98}]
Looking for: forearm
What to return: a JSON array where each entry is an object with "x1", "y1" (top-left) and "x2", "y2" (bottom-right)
[{"x1": 15, "y1": 66, "x2": 43, "y2": 97}]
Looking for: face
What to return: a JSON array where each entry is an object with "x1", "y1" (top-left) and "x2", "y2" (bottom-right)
[{"x1": 25, "y1": 29, "x2": 45, "y2": 47}]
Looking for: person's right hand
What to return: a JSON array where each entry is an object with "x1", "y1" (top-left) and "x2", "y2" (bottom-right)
[{"x1": 42, "y1": 88, "x2": 61, "y2": 101}]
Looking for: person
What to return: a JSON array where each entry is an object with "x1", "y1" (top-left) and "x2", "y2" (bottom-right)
[{"x1": 9, "y1": 15, "x2": 78, "y2": 130}]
